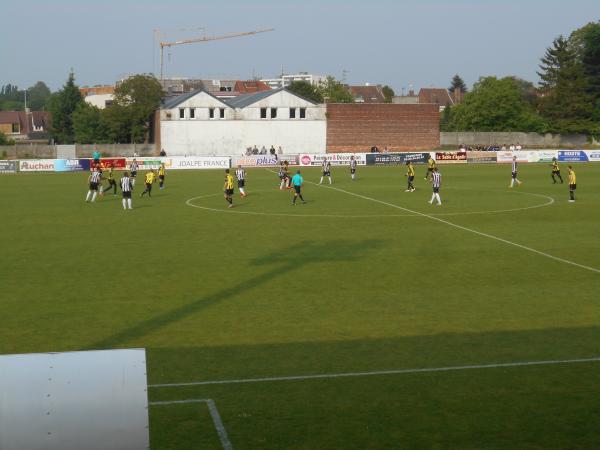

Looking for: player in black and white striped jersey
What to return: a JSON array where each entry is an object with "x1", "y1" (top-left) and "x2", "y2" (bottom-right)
[
  {"x1": 235, "y1": 165, "x2": 247, "y2": 197},
  {"x1": 319, "y1": 159, "x2": 332, "y2": 185},
  {"x1": 85, "y1": 167, "x2": 102, "y2": 203},
  {"x1": 509, "y1": 156, "x2": 522, "y2": 188},
  {"x1": 350, "y1": 156, "x2": 357, "y2": 180},
  {"x1": 129, "y1": 159, "x2": 139, "y2": 187},
  {"x1": 428, "y1": 167, "x2": 442, "y2": 206},
  {"x1": 120, "y1": 171, "x2": 133, "y2": 210}
]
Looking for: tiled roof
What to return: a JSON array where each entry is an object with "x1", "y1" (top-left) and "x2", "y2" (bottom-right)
[
  {"x1": 225, "y1": 88, "x2": 283, "y2": 108},
  {"x1": 348, "y1": 85, "x2": 386, "y2": 103},
  {"x1": 418, "y1": 88, "x2": 454, "y2": 106},
  {"x1": 162, "y1": 89, "x2": 230, "y2": 109}
]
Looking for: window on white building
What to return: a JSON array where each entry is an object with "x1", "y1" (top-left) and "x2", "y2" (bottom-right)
[
  {"x1": 189, "y1": 108, "x2": 195, "y2": 119},
  {"x1": 179, "y1": 108, "x2": 185, "y2": 119},
  {"x1": 299, "y1": 108, "x2": 306, "y2": 119},
  {"x1": 220, "y1": 108, "x2": 225, "y2": 119},
  {"x1": 209, "y1": 108, "x2": 215, "y2": 119},
  {"x1": 271, "y1": 108, "x2": 277, "y2": 119},
  {"x1": 289, "y1": 108, "x2": 296, "y2": 119},
  {"x1": 260, "y1": 108, "x2": 267, "y2": 119}
]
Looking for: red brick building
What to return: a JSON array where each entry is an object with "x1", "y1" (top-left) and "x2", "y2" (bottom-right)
[{"x1": 326, "y1": 103, "x2": 439, "y2": 152}]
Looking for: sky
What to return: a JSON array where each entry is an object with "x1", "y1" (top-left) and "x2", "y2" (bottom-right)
[{"x1": 1, "y1": 0, "x2": 599, "y2": 93}]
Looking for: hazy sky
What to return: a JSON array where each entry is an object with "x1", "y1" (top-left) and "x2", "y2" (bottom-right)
[{"x1": 1, "y1": 0, "x2": 598, "y2": 93}]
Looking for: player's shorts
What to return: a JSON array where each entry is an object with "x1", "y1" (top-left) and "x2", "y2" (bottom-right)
[
  {"x1": 131, "y1": 172, "x2": 137, "y2": 177},
  {"x1": 512, "y1": 171, "x2": 518, "y2": 179},
  {"x1": 237, "y1": 180, "x2": 245, "y2": 188},
  {"x1": 294, "y1": 185, "x2": 301, "y2": 194},
  {"x1": 408, "y1": 176, "x2": 414, "y2": 182},
  {"x1": 225, "y1": 188, "x2": 234, "y2": 196},
  {"x1": 433, "y1": 186, "x2": 440, "y2": 193},
  {"x1": 122, "y1": 191, "x2": 131, "y2": 199},
  {"x1": 93, "y1": 158, "x2": 100, "y2": 164},
  {"x1": 569, "y1": 184, "x2": 576, "y2": 190},
  {"x1": 89, "y1": 182, "x2": 98, "y2": 191},
  {"x1": 552, "y1": 170, "x2": 560, "y2": 175},
  {"x1": 145, "y1": 183, "x2": 152, "y2": 189},
  {"x1": 322, "y1": 171, "x2": 330, "y2": 176},
  {"x1": 350, "y1": 168, "x2": 356, "y2": 174},
  {"x1": 427, "y1": 167, "x2": 434, "y2": 172},
  {"x1": 159, "y1": 175, "x2": 165, "y2": 181}
]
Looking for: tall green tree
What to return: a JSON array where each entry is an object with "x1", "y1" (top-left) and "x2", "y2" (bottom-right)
[
  {"x1": 317, "y1": 76, "x2": 354, "y2": 103},
  {"x1": 111, "y1": 74, "x2": 163, "y2": 143},
  {"x1": 287, "y1": 80, "x2": 323, "y2": 103},
  {"x1": 27, "y1": 81, "x2": 52, "y2": 111},
  {"x1": 448, "y1": 74, "x2": 468, "y2": 94},
  {"x1": 47, "y1": 71, "x2": 83, "y2": 143},
  {"x1": 72, "y1": 103, "x2": 108, "y2": 144},
  {"x1": 537, "y1": 35, "x2": 593, "y2": 133},
  {"x1": 448, "y1": 76, "x2": 546, "y2": 132},
  {"x1": 382, "y1": 85, "x2": 395, "y2": 103}
]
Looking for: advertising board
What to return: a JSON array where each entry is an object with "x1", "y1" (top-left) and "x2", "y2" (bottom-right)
[
  {"x1": 435, "y1": 151, "x2": 467, "y2": 164},
  {"x1": 19, "y1": 160, "x2": 56, "y2": 172},
  {"x1": 299, "y1": 153, "x2": 367, "y2": 166},
  {"x1": 0, "y1": 160, "x2": 17, "y2": 173},
  {"x1": 557, "y1": 150, "x2": 589, "y2": 162},
  {"x1": 168, "y1": 156, "x2": 230, "y2": 170},
  {"x1": 365, "y1": 152, "x2": 430, "y2": 165},
  {"x1": 585, "y1": 150, "x2": 600, "y2": 161},
  {"x1": 54, "y1": 159, "x2": 90, "y2": 172},
  {"x1": 233, "y1": 155, "x2": 280, "y2": 167}
]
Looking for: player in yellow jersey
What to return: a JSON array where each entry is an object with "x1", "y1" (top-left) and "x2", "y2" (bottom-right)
[
  {"x1": 158, "y1": 163, "x2": 166, "y2": 189},
  {"x1": 568, "y1": 165, "x2": 576, "y2": 203},
  {"x1": 405, "y1": 161, "x2": 415, "y2": 192},
  {"x1": 424, "y1": 156, "x2": 436, "y2": 180},
  {"x1": 103, "y1": 164, "x2": 118, "y2": 195},
  {"x1": 551, "y1": 157, "x2": 563, "y2": 184},
  {"x1": 140, "y1": 169, "x2": 156, "y2": 197},
  {"x1": 224, "y1": 169, "x2": 234, "y2": 208}
]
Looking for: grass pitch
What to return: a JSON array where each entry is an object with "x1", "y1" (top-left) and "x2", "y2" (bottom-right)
[{"x1": 1, "y1": 163, "x2": 600, "y2": 449}]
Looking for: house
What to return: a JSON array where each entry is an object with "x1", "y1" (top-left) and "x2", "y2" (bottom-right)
[
  {"x1": 260, "y1": 73, "x2": 326, "y2": 89},
  {"x1": 348, "y1": 84, "x2": 386, "y2": 103},
  {"x1": 158, "y1": 88, "x2": 326, "y2": 155},
  {"x1": 0, "y1": 111, "x2": 51, "y2": 142},
  {"x1": 418, "y1": 88, "x2": 454, "y2": 111},
  {"x1": 80, "y1": 85, "x2": 115, "y2": 109}
]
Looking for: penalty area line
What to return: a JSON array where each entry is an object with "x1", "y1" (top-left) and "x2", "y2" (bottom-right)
[
  {"x1": 149, "y1": 356, "x2": 600, "y2": 388},
  {"x1": 149, "y1": 398, "x2": 233, "y2": 450}
]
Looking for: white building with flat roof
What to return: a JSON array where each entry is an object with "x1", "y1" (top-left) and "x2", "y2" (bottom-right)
[
  {"x1": 260, "y1": 73, "x2": 326, "y2": 89},
  {"x1": 159, "y1": 88, "x2": 326, "y2": 155}
]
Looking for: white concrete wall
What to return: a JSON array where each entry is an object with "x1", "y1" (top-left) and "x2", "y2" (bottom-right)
[
  {"x1": 160, "y1": 90, "x2": 326, "y2": 155},
  {"x1": 161, "y1": 120, "x2": 326, "y2": 155},
  {"x1": 84, "y1": 94, "x2": 113, "y2": 109}
]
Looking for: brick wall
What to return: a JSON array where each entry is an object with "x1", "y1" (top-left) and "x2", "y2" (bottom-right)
[{"x1": 326, "y1": 103, "x2": 440, "y2": 152}]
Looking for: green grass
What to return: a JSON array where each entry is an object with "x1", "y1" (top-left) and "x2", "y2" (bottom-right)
[{"x1": 1, "y1": 163, "x2": 600, "y2": 449}]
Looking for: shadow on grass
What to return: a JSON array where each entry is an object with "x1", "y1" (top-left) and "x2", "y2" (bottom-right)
[
  {"x1": 87, "y1": 239, "x2": 384, "y2": 350},
  {"x1": 145, "y1": 325, "x2": 600, "y2": 385}
]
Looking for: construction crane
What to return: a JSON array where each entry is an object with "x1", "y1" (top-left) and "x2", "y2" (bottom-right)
[{"x1": 158, "y1": 28, "x2": 275, "y2": 82}]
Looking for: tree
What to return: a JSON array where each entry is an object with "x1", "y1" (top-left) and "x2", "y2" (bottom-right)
[
  {"x1": 382, "y1": 85, "x2": 395, "y2": 103},
  {"x1": 317, "y1": 76, "x2": 354, "y2": 103},
  {"x1": 448, "y1": 74, "x2": 468, "y2": 94},
  {"x1": 537, "y1": 35, "x2": 593, "y2": 133},
  {"x1": 287, "y1": 80, "x2": 323, "y2": 103},
  {"x1": 440, "y1": 104, "x2": 454, "y2": 131},
  {"x1": 27, "y1": 81, "x2": 52, "y2": 111},
  {"x1": 448, "y1": 76, "x2": 546, "y2": 132},
  {"x1": 0, "y1": 130, "x2": 15, "y2": 145},
  {"x1": 47, "y1": 71, "x2": 83, "y2": 143},
  {"x1": 111, "y1": 74, "x2": 163, "y2": 143},
  {"x1": 72, "y1": 103, "x2": 108, "y2": 144}
]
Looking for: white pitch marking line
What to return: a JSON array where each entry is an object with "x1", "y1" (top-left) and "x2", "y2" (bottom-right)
[
  {"x1": 309, "y1": 181, "x2": 600, "y2": 274},
  {"x1": 149, "y1": 356, "x2": 600, "y2": 388},
  {"x1": 185, "y1": 188, "x2": 554, "y2": 218},
  {"x1": 150, "y1": 398, "x2": 233, "y2": 450}
]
